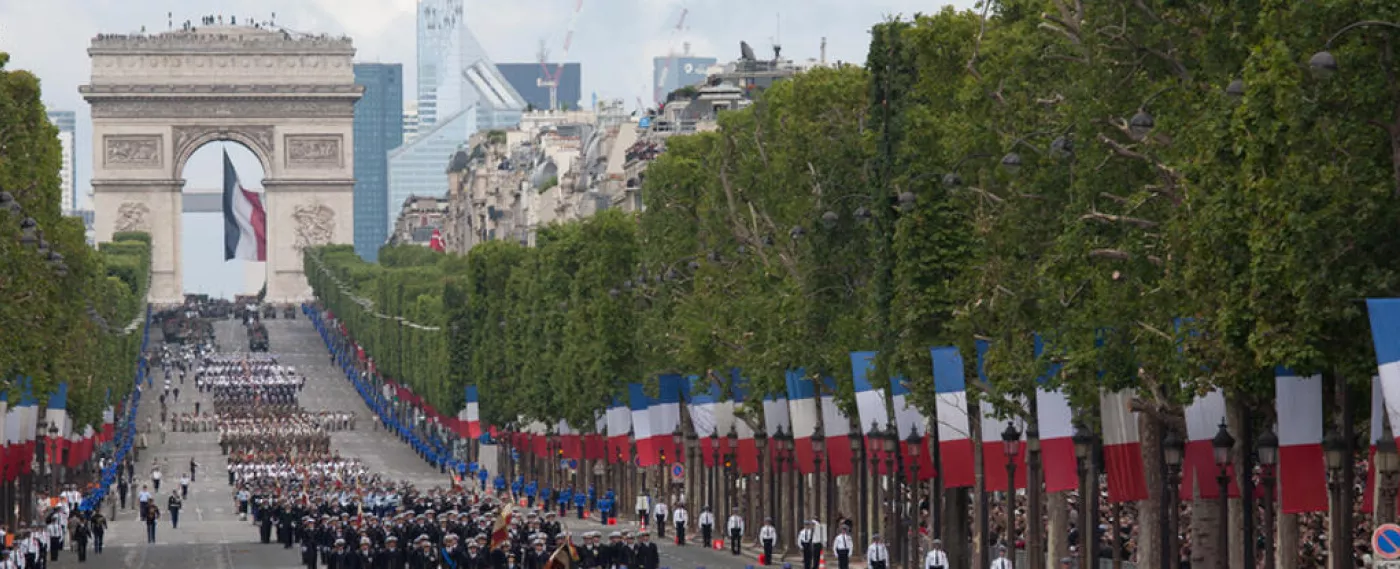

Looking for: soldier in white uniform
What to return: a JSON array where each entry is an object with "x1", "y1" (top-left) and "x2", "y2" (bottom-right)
[
  {"x1": 727, "y1": 511, "x2": 745, "y2": 556},
  {"x1": 671, "y1": 503, "x2": 688, "y2": 545}
]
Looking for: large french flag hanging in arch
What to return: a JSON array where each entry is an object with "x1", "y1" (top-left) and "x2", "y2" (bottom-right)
[
  {"x1": 223, "y1": 149, "x2": 266, "y2": 261},
  {"x1": 930, "y1": 346, "x2": 975, "y2": 488}
]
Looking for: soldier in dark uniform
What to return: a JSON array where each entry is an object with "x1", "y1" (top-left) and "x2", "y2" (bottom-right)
[
  {"x1": 279, "y1": 502, "x2": 297, "y2": 547},
  {"x1": 633, "y1": 531, "x2": 659, "y2": 569},
  {"x1": 408, "y1": 535, "x2": 438, "y2": 569},
  {"x1": 523, "y1": 538, "x2": 550, "y2": 569},
  {"x1": 259, "y1": 502, "x2": 275, "y2": 543},
  {"x1": 462, "y1": 541, "x2": 486, "y2": 569},
  {"x1": 299, "y1": 519, "x2": 319, "y2": 569},
  {"x1": 349, "y1": 537, "x2": 375, "y2": 569},
  {"x1": 327, "y1": 538, "x2": 350, "y2": 569},
  {"x1": 377, "y1": 535, "x2": 406, "y2": 569}
]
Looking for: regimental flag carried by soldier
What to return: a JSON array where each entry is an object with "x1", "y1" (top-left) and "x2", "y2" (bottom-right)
[
  {"x1": 544, "y1": 540, "x2": 580, "y2": 569},
  {"x1": 489, "y1": 502, "x2": 514, "y2": 549}
]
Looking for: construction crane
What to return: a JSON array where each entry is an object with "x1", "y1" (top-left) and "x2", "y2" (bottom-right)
[
  {"x1": 538, "y1": 0, "x2": 584, "y2": 111},
  {"x1": 655, "y1": 7, "x2": 689, "y2": 103}
]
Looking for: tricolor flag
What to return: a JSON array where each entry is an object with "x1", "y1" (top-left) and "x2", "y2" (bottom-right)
[
  {"x1": 1179, "y1": 390, "x2": 1238, "y2": 500},
  {"x1": 0, "y1": 392, "x2": 8, "y2": 484},
  {"x1": 1274, "y1": 368, "x2": 1327, "y2": 513},
  {"x1": 584, "y1": 415, "x2": 606, "y2": 462},
  {"x1": 46, "y1": 383, "x2": 69, "y2": 465},
  {"x1": 785, "y1": 369, "x2": 820, "y2": 474},
  {"x1": 223, "y1": 149, "x2": 267, "y2": 261},
  {"x1": 850, "y1": 351, "x2": 892, "y2": 474},
  {"x1": 556, "y1": 420, "x2": 582, "y2": 461},
  {"x1": 21, "y1": 383, "x2": 37, "y2": 476},
  {"x1": 101, "y1": 404, "x2": 115, "y2": 443},
  {"x1": 629, "y1": 375, "x2": 684, "y2": 467},
  {"x1": 1365, "y1": 299, "x2": 1400, "y2": 512},
  {"x1": 729, "y1": 373, "x2": 761, "y2": 474},
  {"x1": 975, "y1": 340, "x2": 1027, "y2": 490},
  {"x1": 1100, "y1": 390, "x2": 1147, "y2": 502},
  {"x1": 606, "y1": 396, "x2": 631, "y2": 464},
  {"x1": 819, "y1": 377, "x2": 855, "y2": 477},
  {"x1": 930, "y1": 347, "x2": 975, "y2": 488},
  {"x1": 890, "y1": 372, "x2": 935, "y2": 482},
  {"x1": 462, "y1": 386, "x2": 482, "y2": 438},
  {"x1": 1365, "y1": 378, "x2": 1385, "y2": 514},
  {"x1": 763, "y1": 390, "x2": 792, "y2": 471},
  {"x1": 5, "y1": 392, "x2": 21, "y2": 481},
  {"x1": 1032, "y1": 336, "x2": 1076, "y2": 493},
  {"x1": 686, "y1": 376, "x2": 722, "y2": 467}
]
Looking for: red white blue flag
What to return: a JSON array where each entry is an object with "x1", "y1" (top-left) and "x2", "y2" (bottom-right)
[{"x1": 223, "y1": 149, "x2": 266, "y2": 261}]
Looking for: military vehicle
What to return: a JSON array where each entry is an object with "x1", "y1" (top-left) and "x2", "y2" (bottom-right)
[
  {"x1": 283, "y1": 304, "x2": 297, "y2": 319},
  {"x1": 248, "y1": 322, "x2": 269, "y2": 352}
]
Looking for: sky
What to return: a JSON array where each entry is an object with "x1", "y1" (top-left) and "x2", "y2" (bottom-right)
[{"x1": 0, "y1": 0, "x2": 973, "y2": 296}]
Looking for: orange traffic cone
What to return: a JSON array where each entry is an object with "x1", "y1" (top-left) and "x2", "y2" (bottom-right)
[{"x1": 818, "y1": 552, "x2": 827, "y2": 569}]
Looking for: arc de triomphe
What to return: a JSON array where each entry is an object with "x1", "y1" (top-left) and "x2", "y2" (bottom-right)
[{"x1": 81, "y1": 25, "x2": 362, "y2": 304}]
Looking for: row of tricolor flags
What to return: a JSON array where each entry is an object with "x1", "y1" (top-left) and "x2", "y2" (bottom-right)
[
  {"x1": 419, "y1": 299, "x2": 1400, "y2": 515},
  {"x1": 0, "y1": 380, "x2": 117, "y2": 483}
]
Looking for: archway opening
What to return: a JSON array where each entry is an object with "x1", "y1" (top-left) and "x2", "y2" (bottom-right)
[{"x1": 180, "y1": 141, "x2": 267, "y2": 299}]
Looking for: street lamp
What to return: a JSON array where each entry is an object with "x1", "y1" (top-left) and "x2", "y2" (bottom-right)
[
  {"x1": 1309, "y1": 21, "x2": 1400, "y2": 79},
  {"x1": 18, "y1": 217, "x2": 37, "y2": 247},
  {"x1": 1162, "y1": 428, "x2": 1185, "y2": 569},
  {"x1": 1072, "y1": 422, "x2": 1096, "y2": 569},
  {"x1": 755, "y1": 425, "x2": 768, "y2": 524},
  {"x1": 906, "y1": 426, "x2": 922, "y2": 565},
  {"x1": 1256, "y1": 429, "x2": 1279, "y2": 569},
  {"x1": 1378, "y1": 431, "x2": 1400, "y2": 523},
  {"x1": 881, "y1": 423, "x2": 898, "y2": 566},
  {"x1": 1025, "y1": 426, "x2": 1043, "y2": 569},
  {"x1": 812, "y1": 423, "x2": 826, "y2": 524},
  {"x1": 726, "y1": 423, "x2": 739, "y2": 520},
  {"x1": 1211, "y1": 420, "x2": 1234, "y2": 569},
  {"x1": 1000, "y1": 423, "x2": 1020, "y2": 554}
]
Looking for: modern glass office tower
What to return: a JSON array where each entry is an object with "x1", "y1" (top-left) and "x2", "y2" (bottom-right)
[{"x1": 352, "y1": 63, "x2": 405, "y2": 261}]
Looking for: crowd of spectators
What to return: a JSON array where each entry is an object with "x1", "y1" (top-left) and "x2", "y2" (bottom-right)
[{"x1": 964, "y1": 456, "x2": 1381, "y2": 568}]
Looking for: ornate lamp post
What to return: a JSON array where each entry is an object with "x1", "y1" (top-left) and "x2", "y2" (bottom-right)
[
  {"x1": 1000, "y1": 422, "x2": 1021, "y2": 559},
  {"x1": 1072, "y1": 423, "x2": 1096, "y2": 569},
  {"x1": 1256, "y1": 429, "x2": 1279, "y2": 569},
  {"x1": 710, "y1": 429, "x2": 721, "y2": 514},
  {"x1": 726, "y1": 423, "x2": 739, "y2": 523},
  {"x1": 868, "y1": 422, "x2": 883, "y2": 542},
  {"x1": 1162, "y1": 428, "x2": 1186, "y2": 569},
  {"x1": 1024, "y1": 426, "x2": 1042, "y2": 569},
  {"x1": 685, "y1": 426, "x2": 698, "y2": 506},
  {"x1": 1211, "y1": 420, "x2": 1235, "y2": 569},
  {"x1": 1378, "y1": 430, "x2": 1400, "y2": 523},
  {"x1": 812, "y1": 423, "x2": 827, "y2": 524},
  {"x1": 1324, "y1": 429, "x2": 1348, "y2": 569},
  {"x1": 755, "y1": 425, "x2": 769, "y2": 523},
  {"x1": 670, "y1": 426, "x2": 684, "y2": 499},
  {"x1": 880, "y1": 423, "x2": 899, "y2": 566},
  {"x1": 852, "y1": 431, "x2": 867, "y2": 548},
  {"x1": 906, "y1": 426, "x2": 923, "y2": 566}
]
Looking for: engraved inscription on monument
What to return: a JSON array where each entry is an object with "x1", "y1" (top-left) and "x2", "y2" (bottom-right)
[
  {"x1": 286, "y1": 135, "x2": 343, "y2": 168},
  {"x1": 103, "y1": 135, "x2": 162, "y2": 168}
]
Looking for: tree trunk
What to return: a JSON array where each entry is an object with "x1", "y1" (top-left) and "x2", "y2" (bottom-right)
[
  {"x1": 1228, "y1": 402, "x2": 1246, "y2": 569},
  {"x1": 1190, "y1": 493, "x2": 1222, "y2": 569},
  {"x1": 944, "y1": 487, "x2": 970, "y2": 568},
  {"x1": 1047, "y1": 491, "x2": 1070, "y2": 569},
  {"x1": 1276, "y1": 513, "x2": 1298, "y2": 569},
  {"x1": 973, "y1": 406, "x2": 988, "y2": 569},
  {"x1": 1139, "y1": 413, "x2": 1162, "y2": 569}
]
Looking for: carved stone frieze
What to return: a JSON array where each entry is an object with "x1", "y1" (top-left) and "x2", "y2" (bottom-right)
[
  {"x1": 103, "y1": 135, "x2": 162, "y2": 168},
  {"x1": 114, "y1": 202, "x2": 151, "y2": 233},
  {"x1": 292, "y1": 202, "x2": 336, "y2": 252},
  {"x1": 172, "y1": 125, "x2": 274, "y2": 167},
  {"x1": 89, "y1": 99, "x2": 356, "y2": 119},
  {"x1": 285, "y1": 135, "x2": 343, "y2": 168}
]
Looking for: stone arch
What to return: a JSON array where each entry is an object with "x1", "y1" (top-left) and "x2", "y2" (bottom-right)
[
  {"x1": 82, "y1": 26, "x2": 362, "y2": 305},
  {"x1": 172, "y1": 126, "x2": 276, "y2": 178}
]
